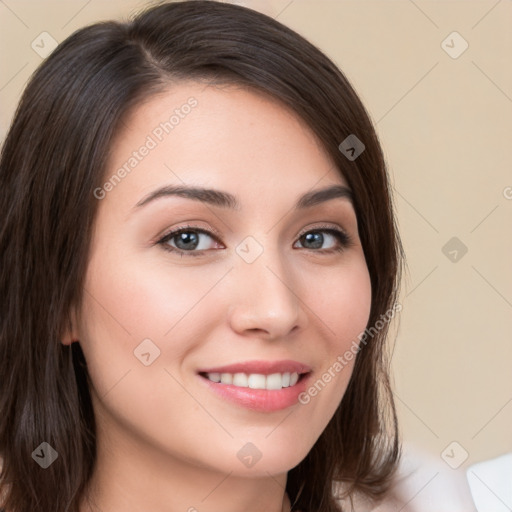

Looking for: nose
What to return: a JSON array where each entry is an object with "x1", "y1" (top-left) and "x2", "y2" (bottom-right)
[{"x1": 227, "y1": 246, "x2": 307, "y2": 340}]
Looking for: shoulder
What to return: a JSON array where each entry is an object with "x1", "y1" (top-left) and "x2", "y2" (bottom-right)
[
  {"x1": 379, "y1": 442, "x2": 477, "y2": 511},
  {"x1": 333, "y1": 442, "x2": 478, "y2": 511},
  {"x1": 466, "y1": 452, "x2": 512, "y2": 512}
]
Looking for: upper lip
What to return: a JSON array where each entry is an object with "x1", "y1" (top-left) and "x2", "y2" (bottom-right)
[{"x1": 197, "y1": 360, "x2": 312, "y2": 376}]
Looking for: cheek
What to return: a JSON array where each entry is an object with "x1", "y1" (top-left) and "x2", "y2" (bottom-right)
[
  {"x1": 312, "y1": 255, "x2": 373, "y2": 352},
  {"x1": 80, "y1": 240, "x2": 212, "y2": 339},
  {"x1": 76, "y1": 242, "x2": 226, "y2": 392},
  {"x1": 332, "y1": 259, "x2": 372, "y2": 382},
  {"x1": 334, "y1": 264, "x2": 372, "y2": 345},
  {"x1": 298, "y1": 256, "x2": 372, "y2": 407},
  {"x1": 75, "y1": 250, "x2": 212, "y2": 435}
]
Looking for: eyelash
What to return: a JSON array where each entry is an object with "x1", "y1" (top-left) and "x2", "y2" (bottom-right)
[{"x1": 156, "y1": 223, "x2": 353, "y2": 258}]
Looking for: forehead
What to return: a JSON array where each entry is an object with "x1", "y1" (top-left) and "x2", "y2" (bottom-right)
[{"x1": 103, "y1": 80, "x2": 348, "y2": 211}]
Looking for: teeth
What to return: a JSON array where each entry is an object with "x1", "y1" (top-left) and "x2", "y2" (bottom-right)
[
  {"x1": 208, "y1": 372, "x2": 221, "y2": 383},
  {"x1": 205, "y1": 371, "x2": 300, "y2": 390},
  {"x1": 248, "y1": 374, "x2": 266, "y2": 389},
  {"x1": 232, "y1": 373, "x2": 248, "y2": 387},
  {"x1": 220, "y1": 373, "x2": 233, "y2": 384}
]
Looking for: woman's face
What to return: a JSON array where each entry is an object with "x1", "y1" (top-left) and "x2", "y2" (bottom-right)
[{"x1": 71, "y1": 81, "x2": 372, "y2": 478}]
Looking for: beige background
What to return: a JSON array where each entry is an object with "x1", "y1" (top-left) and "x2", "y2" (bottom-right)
[{"x1": 1, "y1": 0, "x2": 511, "y2": 482}]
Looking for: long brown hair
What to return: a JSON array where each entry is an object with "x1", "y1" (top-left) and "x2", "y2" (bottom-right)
[{"x1": 0, "y1": 1, "x2": 403, "y2": 511}]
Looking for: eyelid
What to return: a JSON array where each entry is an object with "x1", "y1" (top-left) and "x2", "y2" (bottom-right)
[
  {"x1": 295, "y1": 223, "x2": 354, "y2": 251},
  {"x1": 296, "y1": 222, "x2": 350, "y2": 239},
  {"x1": 158, "y1": 222, "x2": 349, "y2": 242},
  {"x1": 156, "y1": 221, "x2": 352, "y2": 256},
  {"x1": 154, "y1": 223, "x2": 223, "y2": 245}
]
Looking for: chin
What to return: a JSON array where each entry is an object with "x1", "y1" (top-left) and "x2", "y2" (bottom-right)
[{"x1": 227, "y1": 433, "x2": 316, "y2": 477}]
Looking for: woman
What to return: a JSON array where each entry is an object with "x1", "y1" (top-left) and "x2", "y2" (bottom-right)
[{"x1": 0, "y1": 1, "x2": 403, "y2": 511}]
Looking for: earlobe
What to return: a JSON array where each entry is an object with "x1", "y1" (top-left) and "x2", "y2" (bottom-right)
[
  {"x1": 61, "y1": 308, "x2": 80, "y2": 346},
  {"x1": 61, "y1": 332, "x2": 78, "y2": 346}
]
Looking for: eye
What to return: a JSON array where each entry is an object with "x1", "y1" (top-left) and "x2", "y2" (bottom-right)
[
  {"x1": 157, "y1": 225, "x2": 222, "y2": 257},
  {"x1": 294, "y1": 226, "x2": 352, "y2": 253},
  {"x1": 156, "y1": 224, "x2": 352, "y2": 257}
]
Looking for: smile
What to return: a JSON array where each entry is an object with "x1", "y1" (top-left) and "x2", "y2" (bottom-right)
[
  {"x1": 202, "y1": 371, "x2": 301, "y2": 390},
  {"x1": 196, "y1": 360, "x2": 312, "y2": 412}
]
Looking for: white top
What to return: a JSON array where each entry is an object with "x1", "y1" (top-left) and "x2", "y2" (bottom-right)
[{"x1": 466, "y1": 453, "x2": 512, "y2": 512}]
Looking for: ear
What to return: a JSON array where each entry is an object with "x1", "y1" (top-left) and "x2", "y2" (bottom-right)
[{"x1": 61, "y1": 307, "x2": 80, "y2": 346}]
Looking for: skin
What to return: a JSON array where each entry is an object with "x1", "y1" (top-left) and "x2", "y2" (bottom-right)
[{"x1": 63, "y1": 81, "x2": 372, "y2": 512}]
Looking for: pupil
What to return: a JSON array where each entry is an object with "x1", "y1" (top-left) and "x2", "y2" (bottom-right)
[
  {"x1": 177, "y1": 232, "x2": 198, "y2": 250},
  {"x1": 304, "y1": 232, "x2": 323, "y2": 249}
]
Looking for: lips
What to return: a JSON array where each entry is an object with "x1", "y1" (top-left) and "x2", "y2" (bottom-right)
[
  {"x1": 196, "y1": 359, "x2": 312, "y2": 376},
  {"x1": 196, "y1": 360, "x2": 312, "y2": 412}
]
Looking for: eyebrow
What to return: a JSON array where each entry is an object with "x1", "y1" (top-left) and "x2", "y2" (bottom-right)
[{"x1": 133, "y1": 183, "x2": 353, "y2": 212}]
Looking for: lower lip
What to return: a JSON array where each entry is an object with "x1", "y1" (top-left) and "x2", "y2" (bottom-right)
[{"x1": 198, "y1": 373, "x2": 311, "y2": 412}]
